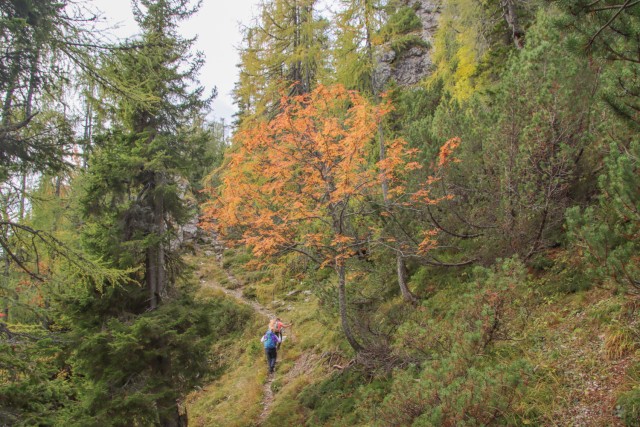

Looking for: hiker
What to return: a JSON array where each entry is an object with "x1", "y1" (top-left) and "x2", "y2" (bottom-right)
[
  {"x1": 261, "y1": 324, "x2": 281, "y2": 374},
  {"x1": 273, "y1": 317, "x2": 291, "y2": 349}
]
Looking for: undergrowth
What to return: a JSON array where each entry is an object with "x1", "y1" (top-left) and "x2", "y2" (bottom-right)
[{"x1": 186, "y1": 248, "x2": 639, "y2": 426}]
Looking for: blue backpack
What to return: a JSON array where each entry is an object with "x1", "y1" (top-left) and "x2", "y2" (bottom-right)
[{"x1": 263, "y1": 330, "x2": 277, "y2": 349}]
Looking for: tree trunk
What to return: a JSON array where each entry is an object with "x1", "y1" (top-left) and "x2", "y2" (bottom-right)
[
  {"x1": 500, "y1": 0, "x2": 525, "y2": 49},
  {"x1": 2, "y1": 58, "x2": 19, "y2": 126},
  {"x1": 336, "y1": 263, "x2": 363, "y2": 352},
  {"x1": 155, "y1": 173, "x2": 166, "y2": 300},
  {"x1": 24, "y1": 49, "x2": 39, "y2": 118},
  {"x1": 378, "y1": 123, "x2": 417, "y2": 304},
  {"x1": 147, "y1": 172, "x2": 167, "y2": 310},
  {"x1": 82, "y1": 84, "x2": 94, "y2": 168},
  {"x1": 155, "y1": 354, "x2": 186, "y2": 427},
  {"x1": 19, "y1": 172, "x2": 26, "y2": 220},
  {"x1": 158, "y1": 400, "x2": 183, "y2": 427},
  {"x1": 3, "y1": 255, "x2": 9, "y2": 321},
  {"x1": 147, "y1": 248, "x2": 158, "y2": 310},
  {"x1": 396, "y1": 254, "x2": 417, "y2": 304},
  {"x1": 55, "y1": 175, "x2": 61, "y2": 198}
]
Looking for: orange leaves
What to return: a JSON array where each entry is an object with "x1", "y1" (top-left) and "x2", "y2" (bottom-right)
[
  {"x1": 410, "y1": 188, "x2": 453, "y2": 206},
  {"x1": 417, "y1": 230, "x2": 439, "y2": 255},
  {"x1": 438, "y1": 137, "x2": 461, "y2": 168},
  {"x1": 202, "y1": 84, "x2": 393, "y2": 263},
  {"x1": 332, "y1": 234, "x2": 355, "y2": 245},
  {"x1": 201, "y1": 81, "x2": 463, "y2": 267},
  {"x1": 376, "y1": 138, "x2": 424, "y2": 190},
  {"x1": 405, "y1": 162, "x2": 422, "y2": 171}
]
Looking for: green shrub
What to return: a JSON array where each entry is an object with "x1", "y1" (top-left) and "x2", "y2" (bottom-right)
[
  {"x1": 298, "y1": 369, "x2": 363, "y2": 424},
  {"x1": 243, "y1": 286, "x2": 257, "y2": 300},
  {"x1": 377, "y1": 359, "x2": 528, "y2": 426},
  {"x1": 379, "y1": 258, "x2": 532, "y2": 425},
  {"x1": 391, "y1": 34, "x2": 430, "y2": 55},
  {"x1": 387, "y1": 6, "x2": 422, "y2": 34},
  {"x1": 617, "y1": 387, "x2": 640, "y2": 427}
]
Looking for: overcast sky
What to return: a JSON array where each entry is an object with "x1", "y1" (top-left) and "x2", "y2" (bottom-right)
[{"x1": 90, "y1": 0, "x2": 260, "y2": 125}]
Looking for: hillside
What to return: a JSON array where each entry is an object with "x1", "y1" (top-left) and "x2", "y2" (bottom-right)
[{"x1": 185, "y1": 240, "x2": 639, "y2": 426}]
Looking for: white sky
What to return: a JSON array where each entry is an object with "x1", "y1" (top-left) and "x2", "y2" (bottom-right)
[{"x1": 90, "y1": 0, "x2": 261, "y2": 125}]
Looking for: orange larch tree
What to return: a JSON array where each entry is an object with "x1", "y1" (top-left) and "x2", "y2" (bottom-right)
[{"x1": 202, "y1": 84, "x2": 457, "y2": 352}]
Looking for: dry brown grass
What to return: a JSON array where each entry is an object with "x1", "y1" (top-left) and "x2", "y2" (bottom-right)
[{"x1": 604, "y1": 328, "x2": 637, "y2": 360}]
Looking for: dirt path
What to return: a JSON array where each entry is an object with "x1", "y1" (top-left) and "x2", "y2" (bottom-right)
[
  {"x1": 201, "y1": 270, "x2": 272, "y2": 319},
  {"x1": 258, "y1": 375, "x2": 275, "y2": 424}
]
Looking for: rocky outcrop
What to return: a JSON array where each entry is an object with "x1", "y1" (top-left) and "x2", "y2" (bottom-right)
[{"x1": 374, "y1": 0, "x2": 440, "y2": 91}]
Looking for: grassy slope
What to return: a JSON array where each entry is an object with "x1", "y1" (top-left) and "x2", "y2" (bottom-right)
[
  {"x1": 186, "y1": 249, "x2": 342, "y2": 426},
  {"x1": 186, "y1": 248, "x2": 639, "y2": 426}
]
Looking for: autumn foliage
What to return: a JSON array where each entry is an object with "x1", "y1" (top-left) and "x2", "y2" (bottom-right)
[{"x1": 202, "y1": 84, "x2": 457, "y2": 267}]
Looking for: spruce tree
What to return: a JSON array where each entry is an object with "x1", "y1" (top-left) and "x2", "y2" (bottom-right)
[
  {"x1": 83, "y1": 0, "x2": 211, "y2": 310},
  {"x1": 67, "y1": 1, "x2": 216, "y2": 425}
]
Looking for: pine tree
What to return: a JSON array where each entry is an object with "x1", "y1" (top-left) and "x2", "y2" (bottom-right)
[
  {"x1": 560, "y1": 0, "x2": 640, "y2": 128},
  {"x1": 560, "y1": 0, "x2": 640, "y2": 294},
  {"x1": 567, "y1": 139, "x2": 640, "y2": 294}
]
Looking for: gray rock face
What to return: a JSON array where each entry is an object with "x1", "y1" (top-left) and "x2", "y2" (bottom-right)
[{"x1": 374, "y1": 0, "x2": 440, "y2": 90}]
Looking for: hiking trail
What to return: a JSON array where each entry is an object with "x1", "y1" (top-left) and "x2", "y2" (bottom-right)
[{"x1": 196, "y1": 233, "x2": 278, "y2": 425}]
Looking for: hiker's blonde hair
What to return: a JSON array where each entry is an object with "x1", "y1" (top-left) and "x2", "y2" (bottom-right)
[{"x1": 268, "y1": 318, "x2": 277, "y2": 332}]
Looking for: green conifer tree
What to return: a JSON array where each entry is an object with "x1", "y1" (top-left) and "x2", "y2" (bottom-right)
[
  {"x1": 567, "y1": 139, "x2": 640, "y2": 294},
  {"x1": 67, "y1": 1, "x2": 218, "y2": 425},
  {"x1": 561, "y1": 0, "x2": 640, "y2": 128},
  {"x1": 83, "y1": 0, "x2": 211, "y2": 310}
]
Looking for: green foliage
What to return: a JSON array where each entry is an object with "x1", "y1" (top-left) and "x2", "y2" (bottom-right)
[
  {"x1": 617, "y1": 387, "x2": 640, "y2": 427},
  {"x1": 390, "y1": 34, "x2": 430, "y2": 55},
  {"x1": 382, "y1": 5, "x2": 428, "y2": 55},
  {"x1": 233, "y1": 0, "x2": 329, "y2": 119},
  {"x1": 559, "y1": 0, "x2": 640, "y2": 128},
  {"x1": 0, "y1": 327, "x2": 74, "y2": 426},
  {"x1": 243, "y1": 286, "x2": 257, "y2": 300},
  {"x1": 40, "y1": 1, "x2": 226, "y2": 424},
  {"x1": 58, "y1": 282, "x2": 250, "y2": 425},
  {"x1": 427, "y1": 0, "x2": 490, "y2": 100},
  {"x1": 188, "y1": 119, "x2": 229, "y2": 199},
  {"x1": 430, "y1": 9, "x2": 599, "y2": 262},
  {"x1": 298, "y1": 368, "x2": 364, "y2": 424},
  {"x1": 0, "y1": 0, "x2": 77, "y2": 179},
  {"x1": 378, "y1": 360, "x2": 528, "y2": 426},
  {"x1": 7, "y1": 0, "x2": 640, "y2": 424},
  {"x1": 385, "y1": 6, "x2": 422, "y2": 35},
  {"x1": 391, "y1": 83, "x2": 441, "y2": 144},
  {"x1": 532, "y1": 250, "x2": 594, "y2": 294},
  {"x1": 332, "y1": 0, "x2": 385, "y2": 93},
  {"x1": 616, "y1": 362, "x2": 640, "y2": 426},
  {"x1": 373, "y1": 258, "x2": 532, "y2": 425},
  {"x1": 567, "y1": 139, "x2": 640, "y2": 293}
]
